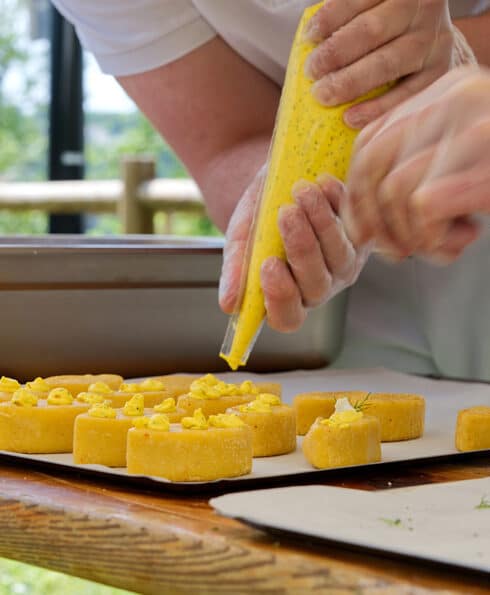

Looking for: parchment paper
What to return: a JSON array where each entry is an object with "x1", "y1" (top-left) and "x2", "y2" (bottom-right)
[
  {"x1": 1, "y1": 368, "x2": 488, "y2": 487},
  {"x1": 211, "y1": 478, "x2": 490, "y2": 573}
]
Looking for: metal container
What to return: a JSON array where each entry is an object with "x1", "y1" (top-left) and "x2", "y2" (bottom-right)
[{"x1": 0, "y1": 236, "x2": 346, "y2": 380}]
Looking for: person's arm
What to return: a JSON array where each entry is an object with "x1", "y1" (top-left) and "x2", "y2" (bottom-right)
[
  {"x1": 454, "y1": 11, "x2": 490, "y2": 66},
  {"x1": 118, "y1": 37, "x2": 280, "y2": 231}
]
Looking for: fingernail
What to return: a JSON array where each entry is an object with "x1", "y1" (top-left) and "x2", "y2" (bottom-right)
[
  {"x1": 340, "y1": 205, "x2": 359, "y2": 244},
  {"x1": 278, "y1": 203, "x2": 298, "y2": 227},
  {"x1": 343, "y1": 108, "x2": 368, "y2": 130},
  {"x1": 312, "y1": 80, "x2": 335, "y2": 106},
  {"x1": 316, "y1": 172, "x2": 340, "y2": 188},
  {"x1": 218, "y1": 272, "x2": 230, "y2": 302},
  {"x1": 291, "y1": 179, "x2": 314, "y2": 200},
  {"x1": 303, "y1": 53, "x2": 316, "y2": 80},
  {"x1": 302, "y1": 20, "x2": 321, "y2": 43}
]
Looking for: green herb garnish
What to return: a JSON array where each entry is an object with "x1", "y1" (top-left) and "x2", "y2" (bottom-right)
[
  {"x1": 379, "y1": 517, "x2": 402, "y2": 527},
  {"x1": 353, "y1": 392, "x2": 371, "y2": 412},
  {"x1": 475, "y1": 496, "x2": 490, "y2": 510}
]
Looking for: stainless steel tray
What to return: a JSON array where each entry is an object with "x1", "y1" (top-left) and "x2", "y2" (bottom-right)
[{"x1": 0, "y1": 236, "x2": 346, "y2": 380}]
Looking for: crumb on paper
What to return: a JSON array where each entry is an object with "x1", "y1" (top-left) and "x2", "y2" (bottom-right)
[
  {"x1": 379, "y1": 517, "x2": 402, "y2": 527},
  {"x1": 475, "y1": 495, "x2": 490, "y2": 510}
]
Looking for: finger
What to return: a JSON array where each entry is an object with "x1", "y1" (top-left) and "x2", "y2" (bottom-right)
[
  {"x1": 344, "y1": 69, "x2": 442, "y2": 129},
  {"x1": 413, "y1": 143, "x2": 490, "y2": 227},
  {"x1": 348, "y1": 67, "x2": 477, "y2": 138},
  {"x1": 297, "y1": 176, "x2": 357, "y2": 281},
  {"x1": 420, "y1": 218, "x2": 481, "y2": 264},
  {"x1": 377, "y1": 143, "x2": 437, "y2": 251},
  {"x1": 316, "y1": 172, "x2": 344, "y2": 212},
  {"x1": 303, "y1": 0, "x2": 383, "y2": 43},
  {"x1": 312, "y1": 32, "x2": 428, "y2": 106},
  {"x1": 345, "y1": 117, "x2": 412, "y2": 247},
  {"x1": 219, "y1": 171, "x2": 264, "y2": 313},
  {"x1": 306, "y1": 0, "x2": 416, "y2": 80},
  {"x1": 278, "y1": 201, "x2": 332, "y2": 308},
  {"x1": 261, "y1": 257, "x2": 306, "y2": 333},
  {"x1": 219, "y1": 241, "x2": 247, "y2": 314}
]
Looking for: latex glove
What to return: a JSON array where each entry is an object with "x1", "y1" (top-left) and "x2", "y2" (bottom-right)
[
  {"x1": 342, "y1": 66, "x2": 490, "y2": 263},
  {"x1": 219, "y1": 168, "x2": 370, "y2": 333},
  {"x1": 304, "y1": 0, "x2": 476, "y2": 129}
]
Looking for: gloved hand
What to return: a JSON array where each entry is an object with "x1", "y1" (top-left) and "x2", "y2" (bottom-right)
[
  {"x1": 304, "y1": 0, "x2": 476, "y2": 129},
  {"x1": 219, "y1": 167, "x2": 370, "y2": 333},
  {"x1": 341, "y1": 66, "x2": 489, "y2": 263}
]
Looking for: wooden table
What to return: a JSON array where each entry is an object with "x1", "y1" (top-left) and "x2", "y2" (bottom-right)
[{"x1": 0, "y1": 454, "x2": 488, "y2": 594}]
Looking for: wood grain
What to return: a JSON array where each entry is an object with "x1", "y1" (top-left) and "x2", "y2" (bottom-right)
[{"x1": 0, "y1": 455, "x2": 488, "y2": 594}]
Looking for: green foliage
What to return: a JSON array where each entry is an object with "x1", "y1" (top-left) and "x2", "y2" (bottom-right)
[
  {"x1": 0, "y1": 557, "x2": 135, "y2": 595},
  {"x1": 0, "y1": 1, "x2": 47, "y2": 181},
  {"x1": 85, "y1": 112, "x2": 187, "y2": 181},
  {"x1": 0, "y1": 210, "x2": 47, "y2": 233},
  {"x1": 0, "y1": 1, "x2": 220, "y2": 237}
]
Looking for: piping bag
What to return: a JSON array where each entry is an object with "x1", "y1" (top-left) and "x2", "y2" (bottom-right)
[{"x1": 220, "y1": 1, "x2": 391, "y2": 371}]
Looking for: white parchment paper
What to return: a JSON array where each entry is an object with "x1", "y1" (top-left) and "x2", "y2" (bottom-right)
[
  {"x1": 1, "y1": 367, "x2": 489, "y2": 486},
  {"x1": 211, "y1": 478, "x2": 490, "y2": 573}
]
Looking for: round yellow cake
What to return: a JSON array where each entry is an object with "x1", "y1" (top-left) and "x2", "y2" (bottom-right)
[
  {"x1": 73, "y1": 396, "x2": 150, "y2": 467},
  {"x1": 84, "y1": 379, "x2": 175, "y2": 408},
  {"x1": 455, "y1": 406, "x2": 490, "y2": 452},
  {"x1": 351, "y1": 393, "x2": 425, "y2": 442},
  {"x1": 293, "y1": 391, "x2": 368, "y2": 436},
  {"x1": 303, "y1": 399, "x2": 381, "y2": 469},
  {"x1": 176, "y1": 374, "x2": 279, "y2": 416},
  {"x1": 0, "y1": 388, "x2": 89, "y2": 453},
  {"x1": 127, "y1": 410, "x2": 253, "y2": 481},
  {"x1": 228, "y1": 395, "x2": 296, "y2": 457},
  {"x1": 43, "y1": 374, "x2": 123, "y2": 396}
]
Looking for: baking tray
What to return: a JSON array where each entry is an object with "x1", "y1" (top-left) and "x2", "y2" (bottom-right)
[
  {"x1": 0, "y1": 368, "x2": 488, "y2": 492},
  {"x1": 0, "y1": 235, "x2": 346, "y2": 380}
]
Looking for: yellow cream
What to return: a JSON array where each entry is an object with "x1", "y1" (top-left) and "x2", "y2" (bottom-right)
[
  {"x1": 209, "y1": 413, "x2": 246, "y2": 429},
  {"x1": 76, "y1": 392, "x2": 105, "y2": 404},
  {"x1": 123, "y1": 394, "x2": 145, "y2": 416},
  {"x1": 119, "y1": 383, "x2": 139, "y2": 393},
  {"x1": 321, "y1": 398, "x2": 363, "y2": 427},
  {"x1": 239, "y1": 380, "x2": 259, "y2": 396},
  {"x1": 11, "y1": 389, "x2": 39, "y2": 407},
  {"x1": 25, "y1": 377, "x2": 50, "y2": 393},
  {"x1": 257, "y1": 393, "x2": 281, "y2": 406},
  {"x1": 189, "y1": 374, "x2": 259, "y2": 400},
  {"x1": 148, "y1": 414, "x2": 170, "y2": 431},
  {"x1": 181, "y1": 408, "x2": 208, "y2": 430},
  {"x1": 88, "y1": 382, "x2": 113, "y2": 394},
  {"x1": 140, "y1": 379, "x2": 166, "y2": 391},
  {"x1": 47, "y1": 388, "x2": 74, "y2": 405},
  {"x1": 88, "y1": 401, "x2": 117, "y2": 419},
  {"x1": 220, "y1": 1, "x2": 390, "y2": 369},
  {"x1": 154, "y1": 397, "x2": 177, "y2": 413},
  {"x1": 239, "y1": 399, "x2": 271, "y2": 413},
  {"x1": 0, "y1": 376, "x2": 21, "y2": 393},
  {"x1": 132, "y1": 416, "x2": 149, "y2": 429}
]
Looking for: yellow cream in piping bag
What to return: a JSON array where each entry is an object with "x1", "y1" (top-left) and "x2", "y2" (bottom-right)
[{"x1": 220, "y1": 1, "x2": 390, "y2": 370}]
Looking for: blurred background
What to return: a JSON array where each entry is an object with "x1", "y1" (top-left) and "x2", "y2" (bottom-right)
[{"x1": 0, "y1": 0, "x2": 221, "y2": 238}]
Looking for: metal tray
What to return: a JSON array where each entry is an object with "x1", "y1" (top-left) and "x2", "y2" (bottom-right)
[{"x1": 0, "y1": 235, "x2": 346, "y2": 380}]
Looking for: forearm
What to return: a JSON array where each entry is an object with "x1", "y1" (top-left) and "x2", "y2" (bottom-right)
[
  {"x1": 197, "y1": 134, "x2": 271, "y2": 232},
  {"x1": 454, "y1": 11, "x2": 490, "y2": 66}
]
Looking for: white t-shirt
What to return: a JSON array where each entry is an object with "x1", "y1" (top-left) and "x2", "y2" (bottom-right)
[
  {"x1": 51, "y1": 0, "x2": 490, "y2": 82},
  {"x1": 52, "y1": 0, "x2": 490, "y2": 381}
]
